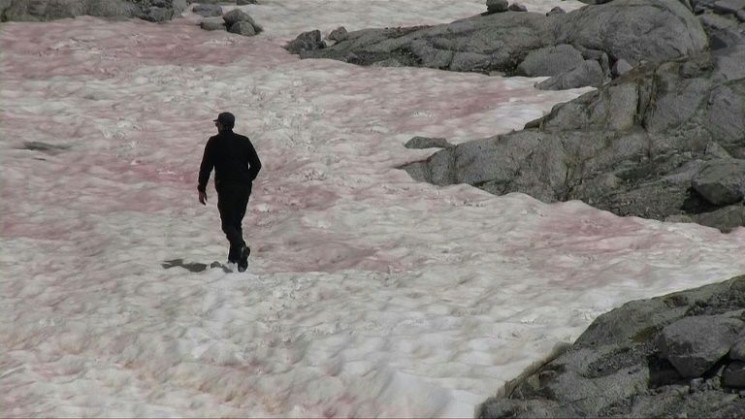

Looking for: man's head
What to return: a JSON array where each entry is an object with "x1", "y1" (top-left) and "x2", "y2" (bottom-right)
[{"x1": 214, "y1": 112, "x2": 235, "y2": 131}]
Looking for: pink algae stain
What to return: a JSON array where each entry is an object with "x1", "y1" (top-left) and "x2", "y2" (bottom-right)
[{"x1": 0, "y1": 17, "x2": 295, "y2": 80}]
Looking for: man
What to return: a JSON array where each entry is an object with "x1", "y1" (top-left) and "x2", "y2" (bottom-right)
[{"x1": 198, "y1": 112, "x2": 262, "y2": 272}]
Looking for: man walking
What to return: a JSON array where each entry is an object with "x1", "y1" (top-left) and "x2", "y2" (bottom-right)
[{"x1": 198, "y1": 112, "x2": 262, "y2": 272}]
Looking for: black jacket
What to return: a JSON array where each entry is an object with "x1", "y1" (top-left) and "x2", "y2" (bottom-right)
[{"x1": 198, "y1": 130, "x2": 262, "y2": 193}]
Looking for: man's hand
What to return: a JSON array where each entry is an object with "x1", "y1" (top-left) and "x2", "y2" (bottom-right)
[{"x1": 199, "y1": 191, "x2": 208, "y2": 205}]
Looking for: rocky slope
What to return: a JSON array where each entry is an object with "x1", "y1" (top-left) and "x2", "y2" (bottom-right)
[
  {"x1": 289, "y1": 0, "x2": 708, "y2": 90},
  {"x1": 402, "y1": 37, "x2": 745, "y2": 232},
  {"x1": 478, "y1": 274, "x2": 745, "y2": 417}
]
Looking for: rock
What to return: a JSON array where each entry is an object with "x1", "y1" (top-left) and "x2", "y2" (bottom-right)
[
  {"x1": 87, "y1": 0, "x2": 141, "y2": 20},
  {"x1": 692, "y1": 203, "x2": 745, "y2": 232},
  {"x1": 612, "y1": 58, "x2": 634, "y2": 77},
  {"x1": 479, "y1": 275, "x2": 745, "y2": 417},
  {"x1": 236, "y1": 0, "x2": 257, "y2": 4},
  {"x1": 200, "y1": 16, "x2": 225, "y2": 30},
  {"x1": 557, "y1": 0, "x2": 708, "y2": 67},
  {"x1": 508, "y1": 2, "x2": 528, "y2": 11},
  {"x1": 172, "y1": 0, "x2": 187, "y2": 14},
  {"x1": 730, "y1": 339, "x2": 745, "y2": 361},
  {"x1": 712, "y1": 0, "x2": 745, "y2": 14},
  {"x1": 547, "y1": 6, "x2": 566, "y2": 15},
  {"x1": 705, "y1": 142, "x2": 733, "y2": 159},
  {"x1": 536, "y1": 59, "x2": 606, "y2": 90},
  {"x1": 285, "y1": 30, "x2": 325, "y2": 55},
  {"x1": 404, "y1": 137, "x2": 452, "y2": 149},
  {"x1": 221, "y1": 8, "x2": 261, "y2": 35},
  {"x1": 516, "y1": 44, "x2": 586, "y2": 77},
  {"x1": 192, "y1": 3, "x2": 221, "y2": 17},
  {"x1": 228, "y1": 20, "x2": 256, "y2": 36},
  {"x1": 328, "y1": 26, "x2": 349, "y2": 42},
  {"x1": 692, "y1": 159, "x2": 745, "y2": 206},
  {"x1": 723, "y1": 362, "x2": 745, "y2": 387},
  {"x1": 700, "y1": 12, "x2": 740, "y2": 31},
  {"x1": 486, "y1": 0, "x2": 509, "y2": 14},
  {"x1": 657, "y1": 316, "x2": 743, "y2": 377},
  {"x1": 142, "y1": 6, "x2": 174, "y2": 22},
  {"x1": 222, "y1": 8, "x2": 256, "y2": 27}
]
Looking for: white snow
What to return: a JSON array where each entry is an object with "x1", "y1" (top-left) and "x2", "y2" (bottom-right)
[{"x1": 1, "y1": 0, "x2": 744, "y2": 417}]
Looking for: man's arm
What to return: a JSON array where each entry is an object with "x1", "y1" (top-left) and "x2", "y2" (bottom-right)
[
  {"x1": 246, "y1": 140, "x2": 262, "y2": 181},
  {"x1": 197, "y1": 139, "x2": 214, "y2": 203}
]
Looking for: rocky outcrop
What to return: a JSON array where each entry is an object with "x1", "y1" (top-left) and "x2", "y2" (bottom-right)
[
  {"x1": 287, "y1": 0, "x2": 708, "y2": 90},
  {"x1": 401, "y1": 29, "x2": 745, "y2": 232},
  {"x1": 478, "y1": 275, "x2": 745, "y2": 418},
  {"x1": 0, "y1": 0, "x2": 188, "y2": 22},
  {"x1": 196, "y1": 8, "x2": 262, "y2": 36}
]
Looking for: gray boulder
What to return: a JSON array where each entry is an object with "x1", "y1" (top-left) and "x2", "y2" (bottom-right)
[
  {"x1": 556, "y1": 0, "x2": 708, "y2": 66},
  {"x1": 328, "y1": 26, "x2": 349, "y2": 42},
  {"x1": 222, "y1": 8, "x2": 261, "y2": 35},
  {"x1": 222, "y1": 8, "x2": 255, "y2": 27},
  {"x1": 657, "y1": 315, "x2": 743, "y2": 377},
  {"x1": 479, "y1": 275, "x2": 745, "y2": 418},
  {"x1": 486, "y1": 0, "x2": 509, "y2": 14},
  {"x1": 199, "y1": 16, "x2": 224, "y2": 30},
  {"x1": 692, "y1": 159, "x2": 745, "y2": 206},
  {"x1": 192, "y1": 3, "x2": 221, "y2": 17},
  {"x1": 508, "y1": 2, "x2": 527, "y2": 11},
  {"x1": 285, "y1": 29, "x2": 325, "y2": 55},
  {"x1": 729, "y1": 338, "x2": 745, "y2": 360},
  {"x1": 536, "y1": 59, "x2": 606, "y2": 89},
  {"x1": 228, "y1": 20, "x2": 255, "y2": 36},
  {"x1": 712, "y1": 0, "x2": 745, "y2": 15},
  {"x1": 142, "y1": 6, "x2": 173, "y2": 22},
  {"x1": 516, "y1": 44, "x2": 585, "y2": 77},
  {"x1": 87, "y1": 0, "x2": 140, "y2": 19},
  {"x1": 723, "y1": 362, "x2": 745, "y2": 387},
  {"x1": 547, "y1": 6, "x2": 565, "y2": 16},
  {"x1": 404, "y1": 136, "x2": 452, "y2": 149},
  {"x1": 612, "y1": 58, "x2": 634, "y2": 77}
]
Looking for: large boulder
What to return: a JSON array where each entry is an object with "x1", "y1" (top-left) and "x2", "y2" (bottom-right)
[
  {"x1": 556, "y1": 0, "x2": 708, "y2": 66},
  {"x1": 692, "y1": 159, "x2": 745, "y2": 206},
  {"x1": 479, "y1": 275, "x2": 745, "y2": 418},
  {"x1": 285, "y1": 29, "x2": 325, "y2": 55},
  {"x1": 289, "y1": 0, "x2": 708, "y2": 89},
  {"x1": 222, "y1": 8, "x2": 262, "y2": 35},
  {"x1": 657, "y1": 315, "x2": 743, "y2": 377},
  {"x1": 516, "y1": 44, "x2": 586, "y2": 77}
]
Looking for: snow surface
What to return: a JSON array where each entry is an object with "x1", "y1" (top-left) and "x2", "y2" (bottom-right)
[{"x1": 2, "y1": 0, "x2": 745, "y2": 417}]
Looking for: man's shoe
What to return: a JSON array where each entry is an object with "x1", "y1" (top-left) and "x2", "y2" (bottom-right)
[{"x1": 237, "y1": 245, "x2": 250, "y2": 272}]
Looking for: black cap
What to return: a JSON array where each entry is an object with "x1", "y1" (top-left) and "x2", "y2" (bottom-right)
[{"x1": 214, "y1": 112, "x2": 235, "y2": 128}]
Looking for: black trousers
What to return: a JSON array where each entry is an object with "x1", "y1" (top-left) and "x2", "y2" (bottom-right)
[{"x1": 217, "y1": 183, "x2": 252, "y2": 262}]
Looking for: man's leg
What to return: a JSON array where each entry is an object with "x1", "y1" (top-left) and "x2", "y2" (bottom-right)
[
  {"x1": 235, "y1": 185, "x2": 252, "y2": 271},
  {"x1": 217, "y1": 186, "x2": 244, "y2": 263}
]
